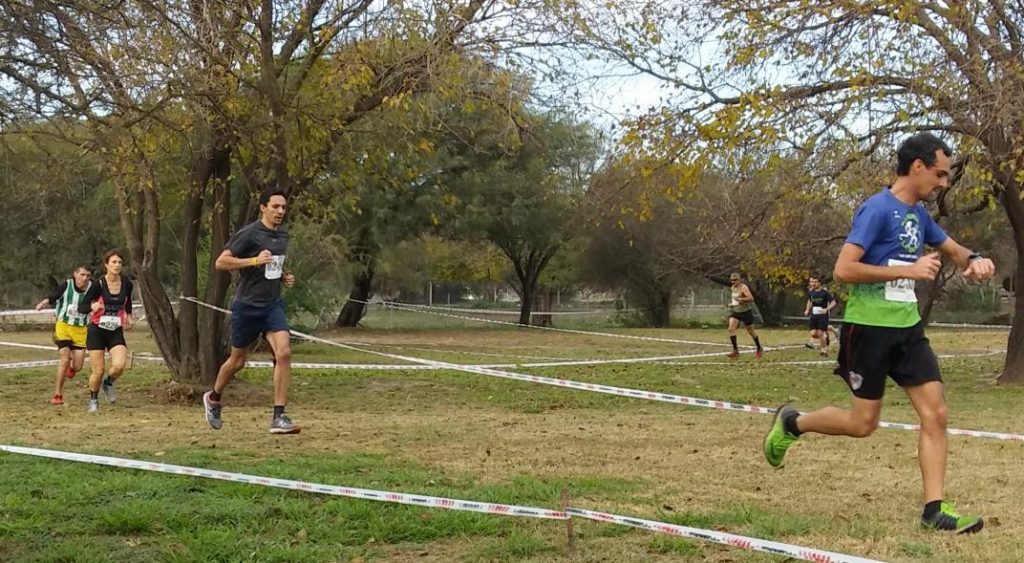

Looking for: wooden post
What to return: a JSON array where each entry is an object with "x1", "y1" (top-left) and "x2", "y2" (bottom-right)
[{"x1": 561, "y1": 486, "x2": 575, "y2": 552}]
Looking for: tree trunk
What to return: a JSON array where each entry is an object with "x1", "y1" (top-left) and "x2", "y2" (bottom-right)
[
  {"x1": 532, "y1": 287, "x2": 553, "y2": 327},
  {"x1": 999, "y1": 259, "x2": 1024, "y2": 384},
  {"x1": 517, "y1": 276, "x2": 536, "y2": 326},
  {"x1": 647, "y1": 286, "x2": 671, "y2": 328},
  {"x1": 336, "y1": 266, "x2": 374, "y2": 328},
  {"x1": 198, "y1": 145, "x2": 233, "y2": 383},
  {"x1": 917, "y1": 263, "x2": 954, "y2": 326},
  {"x1": 748, "y1": 281, "x2": 784, "y2": 326},
  {"x1": 995, "y1": 167, "x2": 1024, "y2": 384}
]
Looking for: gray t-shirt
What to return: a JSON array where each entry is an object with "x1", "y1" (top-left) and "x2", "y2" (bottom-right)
[{"x1": 225, "y1": 220, "x2": 289, "y2": 306}]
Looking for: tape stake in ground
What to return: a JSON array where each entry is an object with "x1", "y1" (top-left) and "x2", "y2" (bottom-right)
[
  {"x1": 566, "y1": 508, "x2": 885, "y2": 563},
  {"x1": 0, "y1": 445, "x2": 567, "y2": 520}
]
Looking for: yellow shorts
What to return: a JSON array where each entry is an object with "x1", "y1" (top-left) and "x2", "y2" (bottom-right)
[{"x1": 54, "y1": 321, "x2": 88, "y2": 350}]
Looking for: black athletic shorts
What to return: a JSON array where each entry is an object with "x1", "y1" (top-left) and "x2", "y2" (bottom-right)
[
  {"x1": 809, "y1": 314, "x2": 830, "y2": 331},
  {"x1": 730, "y1": 310, "x2": 755, "y2": 326},
  {"x1": 86, "y1": 324, "x2": 127, "y2": 351},
  {"x1": 833, "y1": 321, "x2": 941, "y2": 400}
]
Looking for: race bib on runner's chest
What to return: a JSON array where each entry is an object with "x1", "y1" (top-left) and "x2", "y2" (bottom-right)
[
  {"x1": 98, "y1": 315, "x2": 122, "y2": 331},
  {"x1": 265, "y1": 255, "x2": 285, "y2": 280},
  {"x1": 885, "y1": 259, "x2": 917, "y2": 303},
  {"x1": 812, "y1": 306, "x2": 827, "y2": 315}
]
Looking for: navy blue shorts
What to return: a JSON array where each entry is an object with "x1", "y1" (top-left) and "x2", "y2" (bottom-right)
[{"x1": 230, "y1": 300, "x2": 289, "y2": 349}]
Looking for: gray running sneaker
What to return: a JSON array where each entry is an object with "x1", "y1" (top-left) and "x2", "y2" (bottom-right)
[
  {"x1": 203, "y1": 391, "x2": 223, "y2": 430},
  {"x1": 102, "y1": 378, "x2": 117, "y2": 403},
  {"x1": 87, "y1": 398, "x2": 99, "y2": 413},
  {"x1": 269, "y1": 415, "x2": 301, "y2": 435}
]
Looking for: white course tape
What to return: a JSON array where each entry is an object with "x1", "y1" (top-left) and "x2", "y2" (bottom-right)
[
  {"x1": 0, "y1": 444, "x2": 882, "y2": 562},
  {"x1": 930, "y1": 322, "x2": 1011, "y2": 330},
  {"x1": 183, "y1": 297, "x2": 1024, "y2": 441},
  {"x1": 0, "y1": 445, "x2": 567, "y2": 520},
  {"x1": 183, "y1": 297, "x2": 776, "y2": 415},
  {"x1": 0, "y1": 341, "x2": 53, "y2": 351},
  {"x1": 566, "y1": 508, "x2": 883, "y2": 563},
  {"x1": 0, "y1": 308, "x2": 55, "y2": 317},
  {"x1": 383, "y1": 302, "x2": 624, "y2": 316},
  {"x1": 663, "y1": 350, "x2": 1005, "y2": 367},
  {"x1": 0, "y1": 359, "x2": 60, "y2": 370},
  {"x1": 365, "y1": 299, "x2": 745, "y2": 349},
  {"x1": 782, "y1": 315, "x2": 1013, "y2": 331}
]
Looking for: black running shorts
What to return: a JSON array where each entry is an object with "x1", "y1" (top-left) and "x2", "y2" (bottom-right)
[
  {"x1": 809, "y1": 314, "x2": 830, "y2": 331},
  {"x1": 833, "y1": 322, "x2": 941, "y2": 400},
  {"x1": 86, "y1": 324, "x2": 127, "y2": 351},
  {"x1": 730, "y1": 310, "x2": 755, "y2": 326}
]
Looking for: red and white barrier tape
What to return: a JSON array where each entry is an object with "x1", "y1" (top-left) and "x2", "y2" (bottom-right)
[
  {"x1": 782, "y1": 315, "x2": 1013, "y2": 331},
  {"x1": 0, "y1": 359, "x2": 60, "y2": 370},
  {"x1": 0, "y1": 341, "x2": 53, "y2": 351},
  {"x1": 364, "y1": 299, "x2": 746, "y2": 349},
  {"x1": 181, "y1": 297, "x2": 1024, "y2": 442},
  {"x1": 1, "y1": 444, "x2": 885, "y2": 562},
  {"x1": 0, "y1": 308, "x2": 55, "y2": 317},
  {"x1": 930, "y1": 322, "x2": 1011, "y2": 330},
  {"x1": 380, "y1": 302, "x2": 627, "y2": 316},
  {"x1": 0, "y1": 444, "x2": 567, "y2": 520},
  {"x1": 662, "y1": 350, "x2": 1004, "y2": 367},
  {"x1": 182, "y1": 297, "x2": 776, "y2": 414},
  {"x1": 566, "y1": 508, "x2": 884, "y2": 563}
]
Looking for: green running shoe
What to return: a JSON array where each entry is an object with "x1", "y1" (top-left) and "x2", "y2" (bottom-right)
[
  {"x1": 763, "y1": 404, "x2": 799, "y2": 468},
  {"x1": 921, "y1": 502, "x2": 984, "y2": 534}
]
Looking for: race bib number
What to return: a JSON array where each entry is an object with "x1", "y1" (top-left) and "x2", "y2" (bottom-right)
[
  {"x1": 265, "y1": 255, "x2": 285, "y2": 280},
  {"x1": 812, "y1": 306, "x2": 827, "y2": 315},
  {"x1": 98, "y1": 315, "x2": 122, "y2": 331},
  {"x1": 885, "y1": 259, "x2": 917, "y2": 303}
]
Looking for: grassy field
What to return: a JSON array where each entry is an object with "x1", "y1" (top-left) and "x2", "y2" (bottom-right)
[{"x1": 1, "y1": 322, "x2": 1022, "y2": 562}]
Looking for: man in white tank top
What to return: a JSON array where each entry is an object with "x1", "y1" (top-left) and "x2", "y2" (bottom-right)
[{"x1": 726, "y1": 272, "x2": 763, "y2": 358}]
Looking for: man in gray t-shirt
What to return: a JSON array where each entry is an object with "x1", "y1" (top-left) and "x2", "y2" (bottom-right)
[
  {"x1": 202, "y1": 188, "x2": 301, "y2": 435},
  {"x1": 225, "y1": 218, "x2": 289, "y2": 306}
]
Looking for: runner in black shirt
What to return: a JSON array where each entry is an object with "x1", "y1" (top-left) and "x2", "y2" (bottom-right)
[
  {"x1": 78, "y1": 250, "x2": 134, "y2": 413},
  {"x1": 803, "y1": 275, "x2": 837, "y2": 355},
  {"x1": 203, "y1": 188, "x2": 299, "y2": 434}
]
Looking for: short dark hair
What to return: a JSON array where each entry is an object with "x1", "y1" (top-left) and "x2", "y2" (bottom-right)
[
  {"x1": 102, "y1": 249, "x2": 124, "y2": 265},
  {"x1": 259, "y1": 187, "x2": 287, "y2": 206},
  {"x1": 896, "y1": 133, "x2": 951, "y2": 176},
  {"x1": 73, "y1": 264, "x2": 91, "y2": 273}
]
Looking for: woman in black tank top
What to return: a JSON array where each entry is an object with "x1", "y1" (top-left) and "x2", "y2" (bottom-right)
[{"x1": 78, "y1": 250, "x2": 134, "y2": 413}]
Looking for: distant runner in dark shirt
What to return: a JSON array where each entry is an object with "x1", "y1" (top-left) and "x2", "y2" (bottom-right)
[{"x1": 803, "y1": 275, "x2": 837, "y2": 355}]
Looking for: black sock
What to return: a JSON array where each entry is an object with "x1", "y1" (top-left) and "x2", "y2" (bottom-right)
[
  {"x1": 923, "y1": 500, "x2": 942, "y2": 519},
  {"x1": 90, "y1": 391, "x2": 98, "y2": 400},
  {"x1": 273, "y1": 405, "x2": 285, "y2": 419},
  {"x1": 753, "y1": 337, "x2": 762, "y2": 351},
  {"x1": 103, "y1": 376, "x2": 113, "y2": 387},
  {"x1": 210, "y1": 390, "x2": 222, "y2": 402},
  {"x1": 783, "y1": 410, "x2": 803, "y2": 437},
  {"x1": 730, "y1": 335, "x2": 738, "y2": 351}
]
